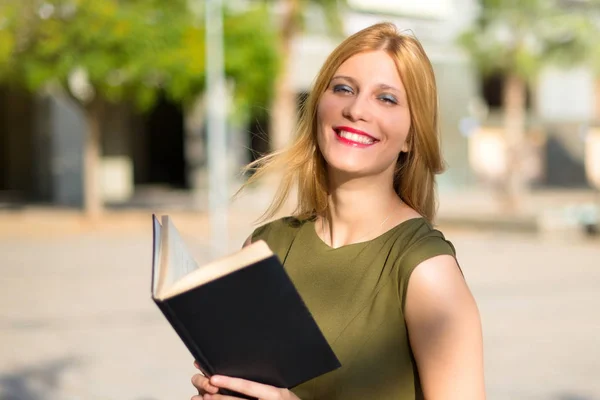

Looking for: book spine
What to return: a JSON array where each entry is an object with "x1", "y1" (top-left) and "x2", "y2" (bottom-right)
[{"x1": 156, "y1": 299, "x2": 214, "y2": 377}]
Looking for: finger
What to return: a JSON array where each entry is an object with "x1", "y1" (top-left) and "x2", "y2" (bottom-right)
[
  {"x1": 197, "y1": 376, "x2": 219, "y2": 395},
  {"x1": 210, "y1": 375, "x2": 277, "y2": 399},
  {"x1": 191, "y1": 373, "x2": 219, "y2": 395},
  {"x1": 202, "y1": 394, "x2": 246, "y2": 400}
]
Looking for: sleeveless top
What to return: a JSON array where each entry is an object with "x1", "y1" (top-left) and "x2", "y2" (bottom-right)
[{"x1": 251, "y1": 216, "x2": 457, "y2": 400}]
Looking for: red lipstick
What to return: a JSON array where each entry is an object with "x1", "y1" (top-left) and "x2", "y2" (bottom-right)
[
  {"x1": 334, "y1": 126, "x2": 376, "y2": 140},
  {"x1": 333, "y1": 126, "x2": 378, "y2": 148}
]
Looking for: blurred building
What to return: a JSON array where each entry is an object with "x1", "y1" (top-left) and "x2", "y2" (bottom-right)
[
  {"x1": 0, "y1": 0, "x2": 597, "y2": 209},
  {"x1": 0, "y1": 87, "x2": 188, "y2": 208}
]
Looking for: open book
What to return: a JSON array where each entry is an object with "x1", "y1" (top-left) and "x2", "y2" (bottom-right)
[{"x1": 151, "y1": 214, "x2": 341, "y2": 397}]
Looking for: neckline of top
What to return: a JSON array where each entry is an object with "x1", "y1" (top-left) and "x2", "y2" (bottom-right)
[{"x1": 309, "y1": 216, "x2": 426, "y2": 251}]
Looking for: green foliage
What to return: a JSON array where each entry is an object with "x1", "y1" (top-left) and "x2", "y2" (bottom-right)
[
  {"x1": 223, "y1": 5, "x2": 279, "y2": 119},
  {"x1": 0, "y1": 0, "x2": 279, "y2": 117},
  {"x1": 0, "y1": 20, "x2": 14, "y2": 76},
  {"x1": 458, "y1": 0, "x2": 600, "y2": 81}
]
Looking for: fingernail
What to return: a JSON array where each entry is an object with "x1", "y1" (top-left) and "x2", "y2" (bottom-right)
[{"x1": 210, "y1": 375, "x2": 222, "y2": 385}]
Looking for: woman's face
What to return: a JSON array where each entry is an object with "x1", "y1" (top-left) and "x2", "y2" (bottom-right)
[{"x1": 316, "y1": 50, "x2": 411, "y2": 178}]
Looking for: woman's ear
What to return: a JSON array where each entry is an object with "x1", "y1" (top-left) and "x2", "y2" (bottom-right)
[
  {"x1": 401, "y1": 128, "x2": 414, "y2": 153},
  {"x1": 401, "y1": 136, "x2": 411, "y2": 153}
]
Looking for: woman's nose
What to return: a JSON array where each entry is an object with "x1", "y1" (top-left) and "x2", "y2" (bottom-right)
[{"x1": 341, "y1": 95, "x2": 372, "y2": 122}]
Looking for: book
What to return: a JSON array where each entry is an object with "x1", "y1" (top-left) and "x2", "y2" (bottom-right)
[{"x1": 151, "y1": 214, "x2": 341, "y2": 399}]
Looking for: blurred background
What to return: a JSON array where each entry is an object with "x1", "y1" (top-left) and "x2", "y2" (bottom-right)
[{"x1": 1, "y1": 0, "x2": 600, "y2": 399}]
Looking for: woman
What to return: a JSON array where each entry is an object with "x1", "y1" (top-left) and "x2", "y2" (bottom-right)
[{"x1": 191, "y1": 22, "x2": 485, "y2": 400}]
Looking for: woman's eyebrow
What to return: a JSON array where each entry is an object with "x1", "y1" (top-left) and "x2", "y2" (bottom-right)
[
  {"x1": 330, "y1": 75, "x2": 357, "y2": 85},
  {"x1": 377, "y1": 83, "x2": 402, "y2": 94},
  {"x1": 331, "y1": 76, "x2": 403, "y2": 94}
]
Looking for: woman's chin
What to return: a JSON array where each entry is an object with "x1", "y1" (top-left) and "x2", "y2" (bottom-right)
[
  {"x1": 325, "y1": 158, "x2": 395, "y2": 180},
  {"x1": 327, "y1": 162, "x2": 372, "y2": 177}
]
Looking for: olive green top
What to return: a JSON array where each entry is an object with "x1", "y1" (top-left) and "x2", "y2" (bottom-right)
[{"x1": 251, "y1": 216, "x2": 457, "y2": 400}]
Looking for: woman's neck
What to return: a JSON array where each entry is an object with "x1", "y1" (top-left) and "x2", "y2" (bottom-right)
[{"x1": 319, "y1": 172, "x2": 403, "y2": 248}]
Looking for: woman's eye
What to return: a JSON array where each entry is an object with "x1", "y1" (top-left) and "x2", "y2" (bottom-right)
[
  {"x1": 332, "y1": 84, "x2": 353, "y2": 94},
  {"x1": 379, "y1": 94, "x2": 398, "y2": 105}
]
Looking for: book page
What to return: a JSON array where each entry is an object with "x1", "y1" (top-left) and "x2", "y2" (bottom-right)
[
  {"x1": 159, "y1": 215, "x2": 200, "y2": 296},
  {"x1": 160, "y1": 239, "x2": 274, "y2": 300},
  {"x1": 151, "y1": 215, "x2": 163, "y2": 296}
]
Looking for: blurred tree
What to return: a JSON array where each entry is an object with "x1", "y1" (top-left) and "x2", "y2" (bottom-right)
[
  {"x1": 458, "y1": 0, "x2": 600, "y2": 209},
  {"x1": 0, "y1": 0, "x2": 278, "y2": 218},
  {"x1": 0, "y1": 2, "x2": 15, "y2": 76},
  {"x1": 263, "y1": 0, "x2": 347, "y2": 151}
]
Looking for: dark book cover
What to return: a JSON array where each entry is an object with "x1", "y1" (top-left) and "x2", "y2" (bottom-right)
[{"x1": 151, "y1": 216, "x2": 341, "y2": 399}]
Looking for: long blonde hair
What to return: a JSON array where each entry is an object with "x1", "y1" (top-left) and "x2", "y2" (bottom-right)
[{"x1": 240, "y1": 22, "x2": 445, "y2": 223}]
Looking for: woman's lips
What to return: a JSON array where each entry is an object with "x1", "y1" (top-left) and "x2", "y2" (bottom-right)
[{"x1": 333, "y1": 126, "x2": 379, "y2": 148}]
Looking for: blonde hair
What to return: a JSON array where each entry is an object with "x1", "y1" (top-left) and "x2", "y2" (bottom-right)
[{"x1": 240, "y1": 22, "x2": 445, "y2": 223}]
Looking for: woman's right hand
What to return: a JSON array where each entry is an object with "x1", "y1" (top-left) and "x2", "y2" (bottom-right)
[{"x1": 191, "y1": 361, "x2": 220, "y2": 398}]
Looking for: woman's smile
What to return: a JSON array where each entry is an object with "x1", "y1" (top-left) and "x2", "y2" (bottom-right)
[{"x1": 333, "y1": 125, "x2": 379, "y2": 148}]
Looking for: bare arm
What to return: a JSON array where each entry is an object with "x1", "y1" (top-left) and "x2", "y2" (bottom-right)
[{"x1": 405, "y1": 255, "x2": 485, "y2": 400}]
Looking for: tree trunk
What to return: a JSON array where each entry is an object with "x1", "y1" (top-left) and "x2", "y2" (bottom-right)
[
  {"x1": 502, "y1": 74, "x2": 527, "y2": 211},
  {"x1": 269, "y1": 0, "x2": 300, "y2": 152},
  {"x1": 83, "y1": 99, "x2": 105, "y2": 220}
]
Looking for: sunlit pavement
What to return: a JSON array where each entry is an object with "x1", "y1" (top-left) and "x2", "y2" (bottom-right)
[{"x1": 1, "y1": 206, "x2": 599, "y2": 400}]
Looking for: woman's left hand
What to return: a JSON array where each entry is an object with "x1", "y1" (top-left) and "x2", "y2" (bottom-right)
[{"x1": 191, "y1": 369, "x2": 301, "y2": 400}]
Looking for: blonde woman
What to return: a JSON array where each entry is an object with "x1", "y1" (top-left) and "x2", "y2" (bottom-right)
[{"x1": 192, "y1": 22, "x2": 485, "y2": 400}]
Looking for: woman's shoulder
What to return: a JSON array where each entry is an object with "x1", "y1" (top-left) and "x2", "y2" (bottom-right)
[
  {"x1": 248, "y1": 216, "x2": 311, "y2": 261},
  {"x1": 394, "y1": 217, "x2": 456, "y2": 264},
  {"x1": 401, "y1": 216, "x2": 454, "y2": 247},
  {"x1": 392, "y1": 218, "x2": 459, "y2": 308},
  {"x1": 250, "y1": 216, "x2": 309, "y2": 241},
  {"x1": 248, "y1": 215, "x2": 311, "y2": 255}
]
